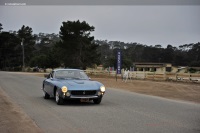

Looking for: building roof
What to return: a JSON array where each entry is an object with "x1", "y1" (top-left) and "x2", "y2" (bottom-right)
[{"x1": 133, "y1": 62, "x2": 172, "y2": 68}]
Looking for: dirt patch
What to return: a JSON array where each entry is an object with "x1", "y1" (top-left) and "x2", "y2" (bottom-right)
[
  {"x1": 0, "y1": 87, "x2": 43, "y2": 133},
  {"x1": 90, "y1": 76, "x2": 200, "y2": 103}
]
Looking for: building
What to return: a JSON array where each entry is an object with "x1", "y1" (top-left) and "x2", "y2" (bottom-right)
[{"x1": 133, "y1": 62, "x2": 172, "y2": 73}]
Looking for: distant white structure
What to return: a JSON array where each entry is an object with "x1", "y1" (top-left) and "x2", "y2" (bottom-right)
[
  {"x1": 122, "y1": 69, "x2": 130, "y2": 82},
  {"x1": 124, "y1": 46, "x2": 128, "y2": 49}
]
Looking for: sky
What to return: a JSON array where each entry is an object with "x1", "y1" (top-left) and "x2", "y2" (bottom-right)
[{"x1": 0, "y1": 5, "x2": 200, "y2": 47}]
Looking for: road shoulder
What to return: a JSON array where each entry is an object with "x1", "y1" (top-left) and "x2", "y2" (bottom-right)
[{"x1": 0, "y1": 86, "x2": 43, "y2": 133}]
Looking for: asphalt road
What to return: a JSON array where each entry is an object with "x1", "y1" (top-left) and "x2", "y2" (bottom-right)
[{"x1": 0, "y1": 71, "x2": 200, "y2": 133}]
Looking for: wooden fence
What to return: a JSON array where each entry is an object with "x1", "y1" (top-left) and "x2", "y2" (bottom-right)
[{"x1": 84, "y1": 70, "x2": 200, "y2": 83}]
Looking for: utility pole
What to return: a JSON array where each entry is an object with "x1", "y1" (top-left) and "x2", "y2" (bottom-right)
[{"x1": 21, "y1": 38, "x2": 25, "y2": 71}]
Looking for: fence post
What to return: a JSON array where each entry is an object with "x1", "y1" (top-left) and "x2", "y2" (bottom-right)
[
  {"x1": 135, "y1": 71, "x2": 137, "y2": 79},
  {"x1": 115, "y1": 72, "x2": 117, "y2": 81},
  {"x1": 189, "y1": 73, "x2": 191, "y2": 81}
]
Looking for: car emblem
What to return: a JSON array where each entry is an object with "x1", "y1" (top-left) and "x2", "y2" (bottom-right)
[{"x1": 83, "y1": 91, "x2": 85, "y2": 95}]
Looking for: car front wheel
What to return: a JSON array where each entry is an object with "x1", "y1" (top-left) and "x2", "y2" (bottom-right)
[
  {"x1": 93, "y1": 97, "x2": 102, "y2": 104},
  {"x1": 55, "y1": 89, "x2": 64, "y2": 105}
]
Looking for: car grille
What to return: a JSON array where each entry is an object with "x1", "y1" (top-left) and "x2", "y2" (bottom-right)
[{"x1": 71, "y1": 90, "x2": 96, "y2": 95}]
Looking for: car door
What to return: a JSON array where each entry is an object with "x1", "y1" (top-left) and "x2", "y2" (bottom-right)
[
  {"x1": 44, "y1": 72, "x2": 54, "y2": 96},
  {"x1": 48, "y1": 71, "x2": 55, "y2": 96}
]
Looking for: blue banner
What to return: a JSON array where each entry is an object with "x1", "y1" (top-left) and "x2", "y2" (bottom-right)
[{"x1": 117, "y1": 50, "x2": 121, "y2": 74}]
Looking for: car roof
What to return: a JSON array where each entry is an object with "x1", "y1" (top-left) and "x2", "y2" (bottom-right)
[{"x1": 53, "y1": 69, "x2": 82, "y2": 72}]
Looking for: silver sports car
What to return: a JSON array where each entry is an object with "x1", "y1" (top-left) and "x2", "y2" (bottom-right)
[{"x1": 42, "y1": 69, "x2": 106, "y2": 105}]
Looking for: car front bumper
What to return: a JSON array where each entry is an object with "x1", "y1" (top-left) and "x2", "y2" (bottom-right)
[{"x1": 62, "y1": 90, "x2": 104, "y2": 100}]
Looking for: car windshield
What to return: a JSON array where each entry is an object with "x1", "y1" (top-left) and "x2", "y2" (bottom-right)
[{"x1": 54, "y1": 70, "x2": 89, "y2": 80}]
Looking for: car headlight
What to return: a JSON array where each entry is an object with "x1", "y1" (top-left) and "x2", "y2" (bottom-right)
[
  {"x1": 100, "y1": 86, "x2": 105, "y2": 92},
  {"x1": 61, "y1": 86, "x2": 68, "y2": 93}
]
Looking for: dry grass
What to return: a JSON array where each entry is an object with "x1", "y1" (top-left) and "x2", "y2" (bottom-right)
[{"x1": 89, "y1": 75, "x2": 200, "y2": 103}]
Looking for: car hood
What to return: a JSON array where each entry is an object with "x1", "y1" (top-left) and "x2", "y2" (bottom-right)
[{"x1": 58, "y1": 80, "x2": 101, "y2": 90}]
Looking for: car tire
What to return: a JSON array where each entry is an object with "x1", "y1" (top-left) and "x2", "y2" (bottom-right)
[
  {"x1": 55, "y1": 89, "x2": 64, "y2": 105},
  {"x1": 44, "y1": 91, "x2": 50, "y2": 99},
  {"x1": 93, "y1": 97, "x2": 102, "y2": 104}
]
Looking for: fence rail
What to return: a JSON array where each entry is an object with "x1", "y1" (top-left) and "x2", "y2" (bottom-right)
[{"x1": 84, "y1": 70, "x2": 200, "y2": 83}]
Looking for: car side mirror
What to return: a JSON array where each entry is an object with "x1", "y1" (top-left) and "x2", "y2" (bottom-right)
[{"x1": 44, "y1": 74, "x2": 49, "y2": 78}]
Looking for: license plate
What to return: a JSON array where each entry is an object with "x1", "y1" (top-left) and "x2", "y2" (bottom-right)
[{"x1": 80, "y1": 99, "x2": 89, "y2": 102}]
